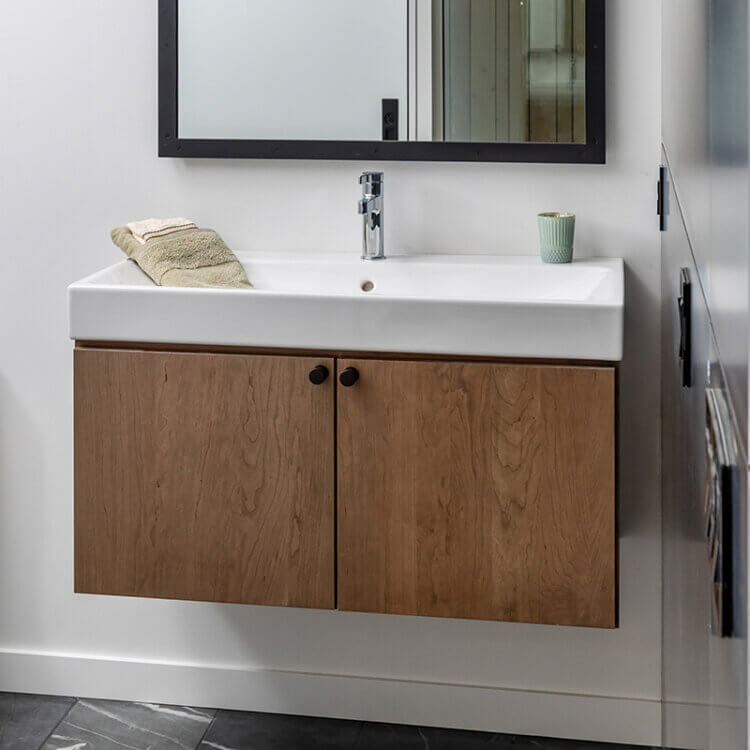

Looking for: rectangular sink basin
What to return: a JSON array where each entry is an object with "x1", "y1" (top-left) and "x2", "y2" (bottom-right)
[{"x1": 69, "y1": 254, "x2": 624, "y2": 361}]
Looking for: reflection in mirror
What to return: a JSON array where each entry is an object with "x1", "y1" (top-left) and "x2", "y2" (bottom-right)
[
  {"x1": 439, "y1": 0, "x2": 586, "y2": 143},
  {"x1": 178, "y1": 0, "x2": 409, "y2": 141},
  {"x1": 177, "y1": 0, "x2": 587, "y2": 145}
]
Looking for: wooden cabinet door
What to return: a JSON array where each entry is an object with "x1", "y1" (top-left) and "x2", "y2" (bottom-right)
[
  {"x1": 75, "y1": 348, "x2": 335, "y2": 609},
  {"x1": 337, "y1": 359, "x2": 616, "y2": 627}
]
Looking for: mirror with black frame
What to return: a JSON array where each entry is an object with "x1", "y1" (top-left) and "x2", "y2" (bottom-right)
[{"x1": 159, "y1": 0, "x2": 604, "y2": 163}]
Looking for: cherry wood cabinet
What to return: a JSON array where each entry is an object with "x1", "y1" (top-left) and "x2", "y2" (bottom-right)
[
  {"x1": 74, "y1": 347, "x2": 335, "y2": 608},
  {"x1": 336, "y1": 359, "x2": 617, "y2": 628},
  {"x1": 74, "y1": 345, "x2": 616, "y2": 627}
]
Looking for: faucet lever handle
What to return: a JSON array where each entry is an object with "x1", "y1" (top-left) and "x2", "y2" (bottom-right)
[
  {"x1": 359, "y1": 171, "x2": 384, "y2": 185},
  {"x1": 359, "y1": 172, "x2": 384, "y2": 196}
]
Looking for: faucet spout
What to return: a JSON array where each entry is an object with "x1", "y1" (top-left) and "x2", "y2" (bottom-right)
[{"x1": 359, "y1": 172, "x2": 385, "y2": 261}]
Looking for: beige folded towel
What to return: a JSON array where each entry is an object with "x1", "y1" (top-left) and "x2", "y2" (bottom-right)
[
  {"x1": 127, "y1": 217, "x2": 197, "y2": 245},
  {"x1": 111, "y1": 226, "x2": 252, "y2": 289}
]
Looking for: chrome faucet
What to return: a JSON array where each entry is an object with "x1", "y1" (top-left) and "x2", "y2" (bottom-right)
[{"x1": 358, "y1": 172, "x2": 385, "y2": 260}]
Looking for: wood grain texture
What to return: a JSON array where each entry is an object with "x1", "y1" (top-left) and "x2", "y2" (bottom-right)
[
  {"x1": 74, "y1": 348, "x2": 335, "y2": 608},
  {"x1": 337, "y1": 359, "x2": 616, "y2": 628}
]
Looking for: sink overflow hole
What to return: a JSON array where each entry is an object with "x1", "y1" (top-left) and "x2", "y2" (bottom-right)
[{"x1": 361, "y1": 280, "x2": 375, "y2": 293}]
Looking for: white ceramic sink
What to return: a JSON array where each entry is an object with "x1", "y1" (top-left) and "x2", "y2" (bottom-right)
[{"x1": 69, "y1": 253, "x2": 624, "y2": 360}]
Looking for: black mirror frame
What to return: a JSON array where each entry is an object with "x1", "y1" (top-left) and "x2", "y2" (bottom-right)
[{"x1": 158, "y1": 0, "x2": 605, "y2": 164}]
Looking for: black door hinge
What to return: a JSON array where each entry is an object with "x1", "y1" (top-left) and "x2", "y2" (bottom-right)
[{"x1": 657, "y1": 165, "x2": 667, "y2": 231}]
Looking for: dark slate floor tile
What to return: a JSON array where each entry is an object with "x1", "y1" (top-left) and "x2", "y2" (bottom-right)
[
  {"x1": 42, "y1": 699, "x2": 215, "y2": 750},
  {"x1": 199, "y1": 710, "x2": 361, "y2": 750},
  {"x1": 352, "y1": 722, "x2": 428, "y2": 749},
  {"x1": 354, "y1": 722, "x2": 498, "y2": 749},
  {"x1": 0, "y1": 692, "x2": 75, "y2": 750},
  {"x1": 488, "y1": 733, "x2": 646, "y2": 749},
  {"x1": 458, "y1": 731, "x2": 644, "y2": 749},
  {"x1": 354, "y1": 722, "x2": 646, "y2": 750}
]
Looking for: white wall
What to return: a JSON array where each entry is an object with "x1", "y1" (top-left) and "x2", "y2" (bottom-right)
[{"x1": 0, "y1": 1, "x2": 662, "y2": 745}]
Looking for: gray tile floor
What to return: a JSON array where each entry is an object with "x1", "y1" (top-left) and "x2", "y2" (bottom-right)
[{"x1": 0, "y1": 692, "x2": 654, "y2": 750}]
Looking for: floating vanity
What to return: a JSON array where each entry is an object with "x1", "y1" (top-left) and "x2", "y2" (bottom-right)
[{"x1": 69, "y1": 253, "x2": 623, "y2": 629}]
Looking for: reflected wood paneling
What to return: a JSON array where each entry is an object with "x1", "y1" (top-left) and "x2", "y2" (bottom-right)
[
  {"x1": 573, "y1": 0, "x2": 587, "y2": 142},
  {"x1": 529, "y1": 0, "x2": 558, "y2": 141},
  {"x1": 556, "y1": 0, "x2": 574, "y2": 142},
  {"x1": 444, "y1": 0, "x2": 585, "y2": 144},
  {"x1": 508, "y1": 0, "x2": 530, "y2": 141},
  {"x1": 470, "y1": 0, "x2": 498, "y2": 141},
  {"x1": 444, "y1": 0, "x2": 471, "y2": 140},
  {"x1": 495, "y1": 1, "x2": 510, "y2": 140}
]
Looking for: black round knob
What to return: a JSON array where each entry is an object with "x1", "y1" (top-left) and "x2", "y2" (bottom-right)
[
  {"x1": 309, "y1": 365, "x2": 329, "y2": 385},
  {"x1": 339, "y1": 367, "x2": 360, "y2": 387}
]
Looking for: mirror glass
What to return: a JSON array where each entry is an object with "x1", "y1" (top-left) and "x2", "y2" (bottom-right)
[{"x1": 178, "y1": 0, "x2": 587, "y2": 144}]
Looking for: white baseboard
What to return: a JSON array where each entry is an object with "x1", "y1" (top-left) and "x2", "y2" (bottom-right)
[
  {"x1": 663, "y1": 701, "x2": 709, "y2": 750},
  {"x1": 663, "y1": 700, "x2": 747, "y2": 750},
  {"x1": 0, "y1": 648, "x2": 661, "y2": 747}
]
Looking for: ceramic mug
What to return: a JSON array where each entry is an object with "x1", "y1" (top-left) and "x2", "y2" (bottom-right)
[{"x1": 538, "y1": 213, "x2": 575, "y2": 264}]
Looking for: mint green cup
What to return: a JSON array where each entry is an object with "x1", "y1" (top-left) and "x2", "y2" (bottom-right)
[{"x1": 538, "y1": 213, "x2": 575, "y2": 264}]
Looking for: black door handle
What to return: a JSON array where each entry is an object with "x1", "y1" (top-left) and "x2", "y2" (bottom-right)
[
  {"x1": 309, "y1": 365, "x2": 329, "y2": 385},
  {"x1": 678, "y1": 268, "x2": 692, "y2": 388},
  {"x1": 339, "y1": 367, "x2": 360, "y2": 387}
]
